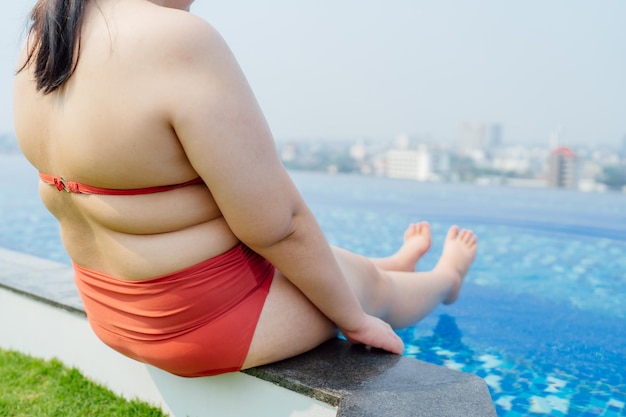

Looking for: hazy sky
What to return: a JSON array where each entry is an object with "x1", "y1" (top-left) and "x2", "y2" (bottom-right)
[{"x1": 1, "y1": 1, "x2": 625, "y2": 147}]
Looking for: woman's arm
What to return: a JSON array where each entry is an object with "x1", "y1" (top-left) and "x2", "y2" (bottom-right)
[{"x1": 161, "y1": 14, "x2": 402, "y2": 353}]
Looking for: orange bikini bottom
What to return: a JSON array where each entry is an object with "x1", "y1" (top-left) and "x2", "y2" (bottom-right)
[{"x1": 73, "y1": 243, "x2": 275, "y2": 377}]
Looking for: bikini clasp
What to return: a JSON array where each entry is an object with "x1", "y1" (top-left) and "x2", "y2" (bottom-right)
[{"x1": 53, "y1": 176, "x2": 71, "y2": 192}]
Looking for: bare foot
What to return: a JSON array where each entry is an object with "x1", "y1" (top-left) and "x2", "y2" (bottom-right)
[
  {"x1": 385, "y1": 222, "x2": 432, "y2": 272},
  {"x1": 434, "y1": 225, "x2": 477, "y2": 305}
]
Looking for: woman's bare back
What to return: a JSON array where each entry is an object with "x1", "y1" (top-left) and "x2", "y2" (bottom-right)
[{"x1": 14, "y1": 1, "x2": 238, "y2": 279}]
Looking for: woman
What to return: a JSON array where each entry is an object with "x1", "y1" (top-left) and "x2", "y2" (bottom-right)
[{"x1": 14, "y1": 0, "x2": 477, "y2": 377}]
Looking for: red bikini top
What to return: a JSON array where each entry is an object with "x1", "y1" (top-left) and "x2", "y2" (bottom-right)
[{"x1": 39, "y1": 173, "x2": 205, "y2": 195}]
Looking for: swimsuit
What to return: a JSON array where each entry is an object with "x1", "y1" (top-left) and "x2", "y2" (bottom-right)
[
  {"x1": 40, "y1": 172, "x2": 275, "y2": 377},
  {"x1": 74, "y1": 243, "x2": 274, "y2": 377},
  {"x1": 39, "y1": 172, "x2": 205, "y2": 195}
]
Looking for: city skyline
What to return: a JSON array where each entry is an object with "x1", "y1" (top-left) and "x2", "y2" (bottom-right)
[{"x1": 1, "y1": 1, "x2": 625, "y2": 147}]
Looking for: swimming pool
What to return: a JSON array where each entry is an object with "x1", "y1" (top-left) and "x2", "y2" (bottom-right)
[{"x1": 1, "y1": 154, "x2": 625, "y2": 416}]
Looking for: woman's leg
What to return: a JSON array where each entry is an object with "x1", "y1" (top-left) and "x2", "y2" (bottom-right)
[{"x1": 242, "y1": 225, "x2": 477, "y2": 369}]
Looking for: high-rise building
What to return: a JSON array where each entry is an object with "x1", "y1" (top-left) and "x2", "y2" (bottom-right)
[
  {"x1": 457, "y1": 122, "x2": 502, "y2": 154},
  {"x1": 489, "y1": 124, "x2": 503, "y2": 148},
  {"x1": 457, "y1": 122, "x2": 487, "y2": 153},
  {"x1": 548, "y1": 147, "x2": 577, "y2": 189}
]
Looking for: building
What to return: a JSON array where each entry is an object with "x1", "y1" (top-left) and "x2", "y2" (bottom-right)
[
  {"x1": 386, "y1": 144, "x2": 449, "y2": 181},
  {"x1": 456, "y1": 122, "x2": 503, "y2": 155},
  {"x1": 489, "y1": 124, "x2": 503, "y2": 148},
  {"x1": 457, "y1": 122, "x2": 488, "y2": 154},
  {"x1": 547, "y1": 146, "x2": 577, "y2": 189},
  {"x1": 386, "y1": 148, "x2": 430, "y2": 181}
]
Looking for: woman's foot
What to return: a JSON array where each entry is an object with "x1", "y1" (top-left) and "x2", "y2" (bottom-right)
[
  {"x1": 381, "y1": 222, "x2": 432, "y2": 272},
  {"x1": 434, "y1": 226, "x2": 478, "y2": 304}
]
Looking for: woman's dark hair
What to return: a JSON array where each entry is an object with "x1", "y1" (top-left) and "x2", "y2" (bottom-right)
[{"x1": 19, "y1": 0, "x2": 87, "y2": 94}]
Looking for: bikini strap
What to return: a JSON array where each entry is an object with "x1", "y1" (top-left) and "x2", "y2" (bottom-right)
[{"x1": 39, "y1": 173, "x2": 205, "y2": 195}]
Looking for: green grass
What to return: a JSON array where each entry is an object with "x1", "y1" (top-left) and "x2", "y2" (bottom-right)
[{"x1": 0, "y1": 348, "x2": 168, "y2": 417}]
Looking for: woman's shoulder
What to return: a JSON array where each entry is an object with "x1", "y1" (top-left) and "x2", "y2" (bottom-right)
[{"x1": 123, "y1": 5, "x2": 224, "y2": 60}]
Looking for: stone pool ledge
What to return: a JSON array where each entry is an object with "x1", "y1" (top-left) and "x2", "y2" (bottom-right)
[
  {"x1": 244, "y1": 339, "x2": 495, "y2": 416},
  {"x1": 0, "y1": 248, "x2": 496, "y2": 416}
]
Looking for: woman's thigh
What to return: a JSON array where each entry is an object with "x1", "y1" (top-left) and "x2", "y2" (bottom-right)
[
  {"x1": 242, "y1": 246, "x2": 389, "y2": 369},
  {"x1": 241, "y1": 269, "x2": 338, "y2": 369}
]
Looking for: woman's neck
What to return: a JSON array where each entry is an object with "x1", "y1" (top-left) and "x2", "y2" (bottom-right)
[{"x1": 146, "y1": 0, "x2": 193, "y2": 11}]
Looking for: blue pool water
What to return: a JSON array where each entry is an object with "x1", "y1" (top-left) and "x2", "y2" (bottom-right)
[{"x1": 1, "y1": 154, "x2": 625, "y2": 416}]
